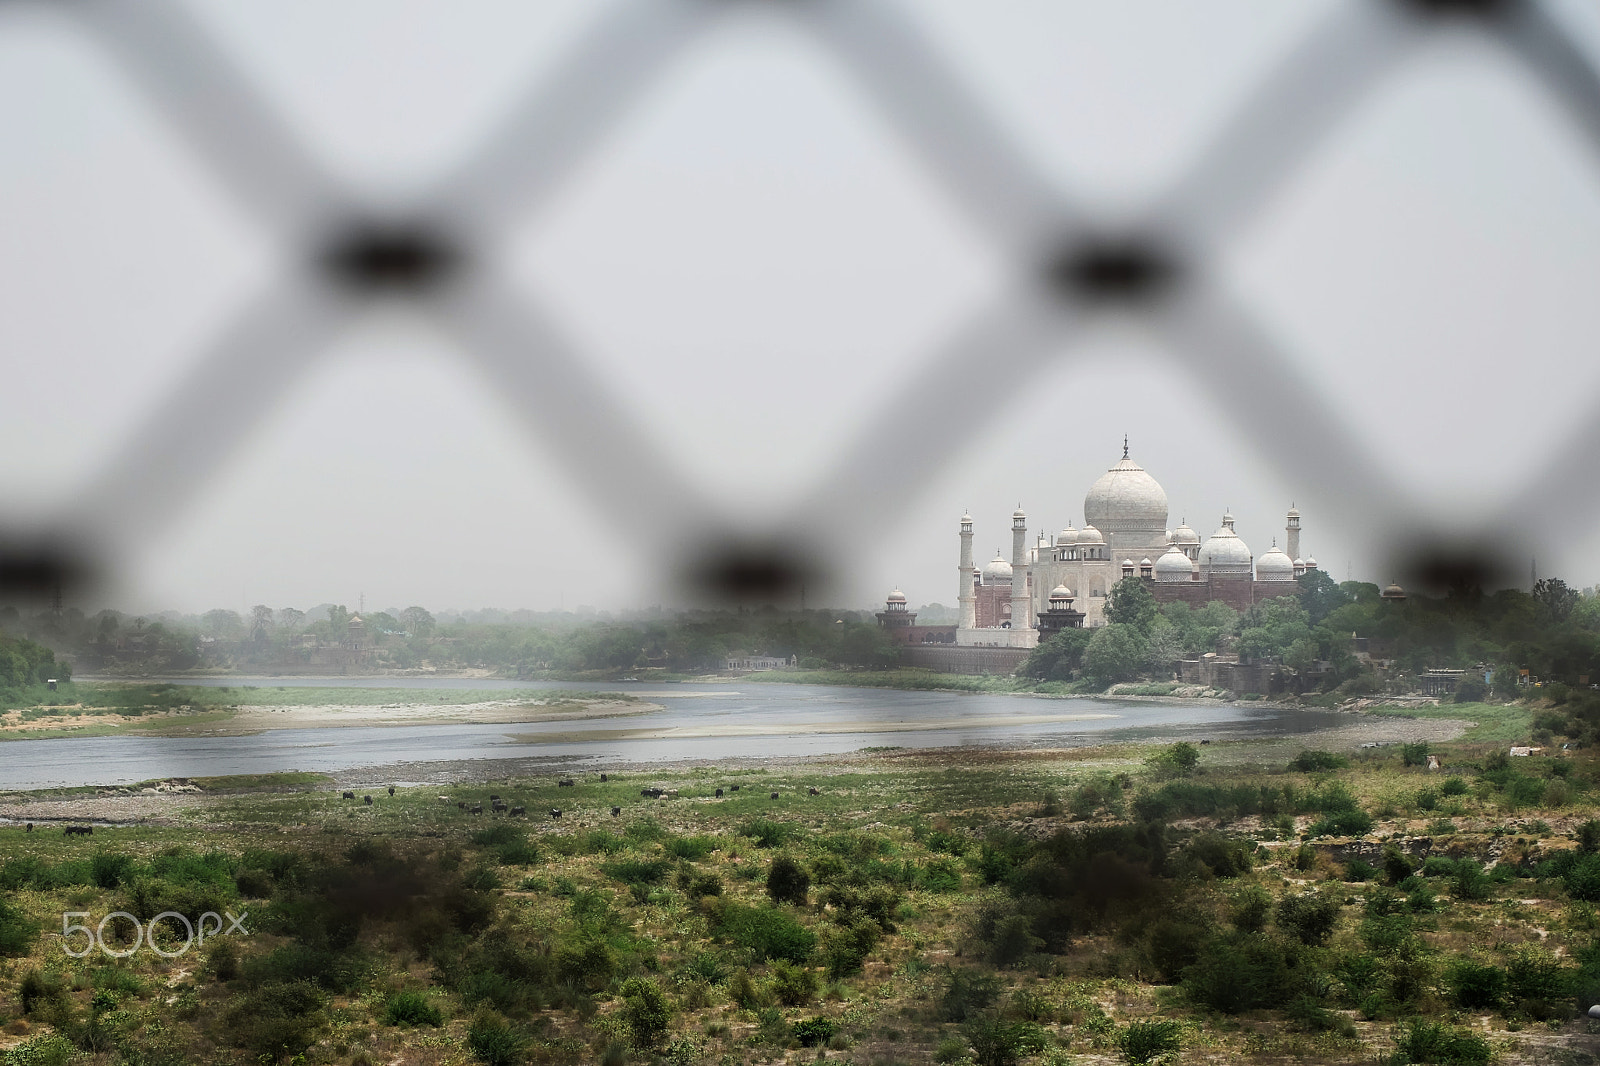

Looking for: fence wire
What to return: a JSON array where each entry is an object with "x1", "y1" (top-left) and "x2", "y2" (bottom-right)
[{"x1": 3, "y1": 0, "x2": 1599, "y2": 604}]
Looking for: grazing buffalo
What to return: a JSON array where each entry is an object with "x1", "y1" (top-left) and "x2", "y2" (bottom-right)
[
  {"x1": 457, "y1": 801, "x2": 467, "y2": 810},
  {"x1": 715, "y1": 788, "x2": 723, "y2": 798},
  {"x1": 730, "y1": 785, "x2": 741, "y2": 792},
  {"x1": 610, "y1": 806, "x2": 621, "y2": 817},
  {"x1": 490, "y1": 795, "x2": 500, "y2": 802},
  {"x1": 770, "y1": 792, "x2": 779, "y2": 800},
  {"x1": 492, "y1": 801, "x2": 508, "y2": 813},
  {"x1": 342, "y1": 792, "x2": 356, "y2": 800},
  {"x1": 64, "y1": 825, "x2": 93, "y2": 836},
  {"x1": 558, "y1": 779, "x2": 575, "y2": 788},
  {"x1": 549, "y1": 809, "x2": 562, "y2": 819},
  {"x1": 471, "y1": 804, "x2": 483, "y2": 814},
  {"x1": 388, "y1": 786, "x2": 395, "y2": 796},
  {"x1": 808, "y1": 787, "x2": 819, "y2": 796},
  {"x1": 640, "y1": 788, "x2": 664, "y2": 799},
  {"x1": 509, "y1": 806, "x2": 525, "y2": 816},
  {"x1": 25, "y1": 823, "x2": 32, "y2": 833},
  {"x1": 599, "y1": 773, "x2": 608, "y2": 782},
  {"x1": 364, "y1": 796, "x2": 373, "y2": 805}
]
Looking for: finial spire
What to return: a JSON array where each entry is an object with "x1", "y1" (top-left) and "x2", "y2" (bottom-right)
[{"x1": 1122, "y1": 435, "x2": 1129, "y2": 460}]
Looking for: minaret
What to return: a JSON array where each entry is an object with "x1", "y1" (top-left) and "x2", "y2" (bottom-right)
[
  {"x1": 1286, "y1": 505, "x2": 1301, "y2": 563},
  {"x1": 958, "y1": 511, "x2": 976, "y2": 631},
  {"x1": 1010, "y1": 505, "x2": 1036, "y2": 646}
]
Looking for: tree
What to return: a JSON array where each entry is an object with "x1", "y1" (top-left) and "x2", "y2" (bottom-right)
[
  {"x1": 1106, "y1": 577, "x2": 1158, "y2": 633},
  {"x1": 1082, "y1": 624, "x2": 1149, "y2": 688},
  {"x1": 401, "y1": 606, "x2": 436, "y2": 638},
  {"x1": 276, "y1": 607, "x2": 305, "y2": 631},
  {"x1": 1533, "y1": 578, "x2": 1580, "y2": 623},
  {"x1": 1021, "y1": 629, "x2": 1092, "y2": 681},
  {"x1": 766, "y1": 854, "x2": 810, "y2": 906},
  {"x1": 327, "y1": 605, "x2": 350, "y2": 634},
  {"x1": 249, "y1": 605, "x2": 274, "y2": 643},
  {"x1": 201, "y1": 609, "x2": 243, "y2": 639},
  {"x1": 1298, "y1": 568, "x2": 1349, "y2": 625},
  {"x1": 619, "y1": 978, "x2": 672, "y2": 1048}
]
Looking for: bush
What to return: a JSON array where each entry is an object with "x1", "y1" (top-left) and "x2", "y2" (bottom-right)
[
  {"x1": 1452, "y1": 861, "x2": 1492, "y2": 902},
  {"x1": 765, "y1": 854, "x2": 810, "y2": 906},
  {"x1": 620, "y1": 977, "x2": 672, "y2": 1049},
  {"x1": 0, "y1": 899, "x2": 40, "y2": 957},
  {"x1": 1390, "y1": 1019, "x2": 1492, "y2": 1065},
  {"x1": 740, "y1": 818, "x2": 793, "y2": 848},
  {"x1": 1183, "y1": 933, "x2": 1293, "y2": 1013},
  {"x1": 1441, "y1": 776, "x2": 1469, "y2": 797},
  {"x1": 1401, "y1": 743, "x2": 1430, "y2": 768},
  {"x1": 822, "y1": 919, "x2": 880, "y2": 978},
  {"x1": 207, "y1": 938, "x2": 240, "y2": 981},
  {"x1": 1230, "y1": 885, "x2": 1272, "y2": 932},
  {"x1": 2, "y1": 1033, "x2": 81, "y2": 1066},
  {"x1": 940, "y1": 968, "x2": 1002, "y2": 1022},
  {"x1": 1277, "y1": 892, "x2": 1342, "y2": 946},
  {"x1": 1184, "y1": 833, "x2": 1252, "y2": 878},
  {"x1": 963, "y1": 1014, "x2": 1047, "y2": 1066},
  {"x1": 224, "y1": 979, "x2": 327, "y2": 1061},
  {"x1": 384, "y1": 989, "x2": 443, "y2": 1027},
  {"x1": 1346, "y1": 859, "x2": 1378, "y2": 882},
  {"x1": 719, "y1": 903, "x2": 816, "y2": 963},
  {"x1": 1308, "y1": 809, "x2": 1374, "y2": 838},
  {"x1": 1444, "y1": 959, "x2": 1506, "y2": 1009},
  {"x1": 1290, "y1": 750, "x2": 1349, "y2": 772},
  {"x1": 988, "y1": 914, "x2": 1044, "y2": 968},
  {"x1": 467, "y1": 1012, "x2": 525, "y2": 1066},
  {"x1": 793, "y1": 1018, "x2": 836, "y2": 1048},
  {"x1": 1118, "y1": 1019, "x2": 1182, "y2": 1064},
  {"x1": 664, "y1": 834, "x2": 717, "y2": 861},
  {"x1": 1577, "y1": 819, "x2": 1600, "y2": 855},
  {"x1": 1146, "y1": 742, "x2": 1201, "y2": 778},
  {"x1": 769, "y1": 959, "x2": 816, "y2": 1006}
]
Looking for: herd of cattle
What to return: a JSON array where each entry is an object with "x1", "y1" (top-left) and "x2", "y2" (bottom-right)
[{"x1": 333, "y1": 777, "x2": 823, "y2": 820}]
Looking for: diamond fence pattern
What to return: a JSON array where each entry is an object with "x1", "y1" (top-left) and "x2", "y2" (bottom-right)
[{"x1": 4, "y1": 0, "x2": 1598, "y2": 602}]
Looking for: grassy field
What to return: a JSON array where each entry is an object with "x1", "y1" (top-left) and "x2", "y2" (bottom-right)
[
  {"x1": 1367, "y1": 701, "x2": 1534, "y2": 744},
  {"x1": 0, "y1": 711, "x2": 1598, "y2": 1066}
]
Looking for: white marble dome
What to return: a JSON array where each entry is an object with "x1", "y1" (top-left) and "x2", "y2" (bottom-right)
[
  {"x1": 1154, "y1": 546, "x2": 1194, "y2": 582},
  {"x1": 982, "y1": 552, "x2": 1013, "y2": 583},
  {"x1": 1256, "y1": 544, "x2": 1295, "y2": 581},
  {"x1": 1084, "y1": 455, "x2": 1168, "y2": 534},
  {"x1": 887, "y1": 587, "x2": 907, "y2": 603},
  {"x1": 1199, "y1": 518, "x2": 1253, "y2": 574},
  {"x1": 1056, "y1": 524, "x2": 1078, "y2": 545},
  {"x1": 1076, "y1": 525, "x2": 1104, "y2": 545},
  {"x1": 1171, "y1": 521, "x2": 1200, "y2": 546},
  {"x1": 1049, "y1": 584, "x2": 1073, "y2": 601}
]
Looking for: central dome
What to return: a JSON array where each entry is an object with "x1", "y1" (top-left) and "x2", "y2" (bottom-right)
[{"x1": 1084, "y1": 455, "x2": 1168, "y2": 535}]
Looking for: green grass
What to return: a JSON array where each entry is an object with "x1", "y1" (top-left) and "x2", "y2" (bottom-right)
[{"x1": 1367, "y1": 701, "x2": 1532, "y2": 743}]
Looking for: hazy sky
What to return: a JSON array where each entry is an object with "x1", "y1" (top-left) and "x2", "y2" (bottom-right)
[{"x1": 4, "y1": 0, "x2": 1600, "y2": 616}]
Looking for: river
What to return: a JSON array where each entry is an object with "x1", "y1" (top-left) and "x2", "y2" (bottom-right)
[{"x1": 0, "y1": 677, "x2": 1349, "y2": 789}]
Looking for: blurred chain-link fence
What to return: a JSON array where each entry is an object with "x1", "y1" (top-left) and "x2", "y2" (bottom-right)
[{"x1": 4, "y1": 0, "x2": 1599, "y2": 605}]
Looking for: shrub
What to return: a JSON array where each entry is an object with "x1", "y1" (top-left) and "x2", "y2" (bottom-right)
[
  {"x1": 1441, "y1": 776, "x2": 1469, "y2": 797},
  {"x1": 1290, "y1": 750, "x2": 1349, "y2": 772},
  {"x1": 0, "y1": 899, "x2": 40, "y2": 957},
  {"x1": 224, "y1": 979, "x2": 327, "y2": 1061},
  {"x1": 1383, "y1": 846, "x2": 1416, "y2": 885},
  {"x1": 1346, "y1": 859, "x2": 1378, "y2": 882},
  {"x1": 988, "y1": 914, "x2": 1044, "y2": 968},
  {"x1": 1230, "y1": 885, "x2": 1272, "y2": 932},
  {"x1": 793, "y1": 1017, "x2": 836, "y2": 1048},
  {"x1": 1118, "y1": 1019, "x2": 1182, "y2": 1064},
  {"x1": 963, "y1": 1014, "x2": 1047, "y2": 1066},
  {"x1": 1277, "y1": 892, "x2": 1342, "y2": 946},
  {"x1": 1390, "y1": 1018, "x2": 1492, "y2": 1065},
  {"x1": 740, "y1": 818, "x2": 793, "y2": 848},
  {"x1": 467, "y1": 1012, "x2": 524, "y2": 1066},
  {"x1": 1401, "y1": 742, "x2": 1430, "y2": 768},
  {"x1": 2, "y1": 1033, "x2": 81, "y2": 1066},
  {"x1": 769, "y1": 960, "x2": 816, "y2": 1006},
  {"x1": 940, "y1": 968, "x2": 1002, "y2": 1022},
  {"x1": 1184, "y1": 833, "x2": 1252, "y2": 878},
  {"x1": 620, "y1": 978, "x2": 672, "y2": 1049},
  {"x1": 601, "y1": 857, "x2": 670, "y2": 886},
  {"x1": 719, "y1": 903, "x2": 815, "y2": 963},
  {"x1": 206, "y1": 938, "x2": 240, "y2": 981},
  {"x1": 1444, "y1": 960, "x2": 1506, "y2": 1009},
  {"x1": 1567, "y1": 853, "x2": 1600, "y2": 901},
  {"x1": 664, "y1": 835, "x2": 717, "y2": 861},
  {"x1": 1146, "y1": 742, "x2": 1201, "y2": 778},
  {"x1": 1577, "y1": 819, "x2": 1600, "y2": 854},
  {"x1": 385, "y1": 990, "x2": 443, "y2": 1027},
  {"x1": 765, "y1": 854, "x2": 810, "y2": 906},
  {"x1": 1183, "y1": 933, "x2": 1293, "y2": 1013},
  {"x1": 1309, "y1": 809, "x2": 1374, "y2": 838},
  {"x1": 1452, "y1": 862, "x2": 1492, "y2": 902},
  {"x1": 822, "y1": 919, "x2": 880, "y2": 978}
]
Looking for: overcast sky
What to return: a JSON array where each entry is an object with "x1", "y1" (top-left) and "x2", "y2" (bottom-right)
[{"x1": 4, "y1": 0, "x2": 1600, "y2": 616}]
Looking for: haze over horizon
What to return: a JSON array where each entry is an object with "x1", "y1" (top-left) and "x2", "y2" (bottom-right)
[{"x1": 6, "y1": 0, "x2": 1600, "y2": 615}]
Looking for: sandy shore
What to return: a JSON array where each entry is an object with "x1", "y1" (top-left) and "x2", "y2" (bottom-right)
[{"x1": 202, "y1": 697, "x2": 647, "y2": 734}]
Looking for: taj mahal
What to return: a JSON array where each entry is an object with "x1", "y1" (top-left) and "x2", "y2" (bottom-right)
[{"x1": 879, "y1": 442, "x2": 1317, "y2": 651}]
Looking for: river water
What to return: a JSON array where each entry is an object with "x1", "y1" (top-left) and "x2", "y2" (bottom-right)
[{"x1": 0, "y1": 678, "x2": 1348, "y2": 790}]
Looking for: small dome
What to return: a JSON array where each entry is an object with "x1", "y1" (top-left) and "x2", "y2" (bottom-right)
[
  {"x1": 960, "y1": 511, "x2": 973, "y2": 525},
  {"x1": 1154, "y1": 546, "x2": 1194, "y2": 582},
  {"x1": 1049, "y1": 584, "x2": 1073, "y2": 601},
  {"x1": 1077, "y1": 525, "x2": 1104, "y2": 545},
  {"x1": 1199, "y1": 516, "x2": 1253, "y2": 574},
  {"x1": 1171, "y1": 521, "x2": 1200, "y2": 546},
  {"x1": 886, "y1": 588, "x2": 907, "y2": 603},
  {"x1": 1056, "y1": 524, "x2": 1078, "y2": 545},
  {"x1": 982, "y1": 553, "x2": 1013, "y2": 583},
  {"x1": 1140, "y1": 558, "x2": 1153, "y2": 566},
  {"x1": 1293, "y1": 558, "x2": 1305, "y2": 567},
  {"x1": 1256, "y1": 544, "x2": 1294, "y2": 581},
  {"x1": 1120, "y1": 559, "x2": 1136, "y2": 569},
  {"x1": 1012, "y1": 506, "x2": 1027, "y2": 520},
  {"x1": 1305, "y1": 556, "x2": 1317, "y2": 569},
  {"x1": 1381, "y1": 582, "x2": 1406, "y2": 599}
]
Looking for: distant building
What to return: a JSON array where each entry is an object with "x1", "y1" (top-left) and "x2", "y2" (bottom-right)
[
  {"x1": 942, "y1": 445, "x2": 1311, "y2": 649},
  {"x1": 724, "y1": 654, "x2": 797, "y2": 671},
  {"x1": 875, "y1": 588, "x2": 956, "y2": 645}
]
